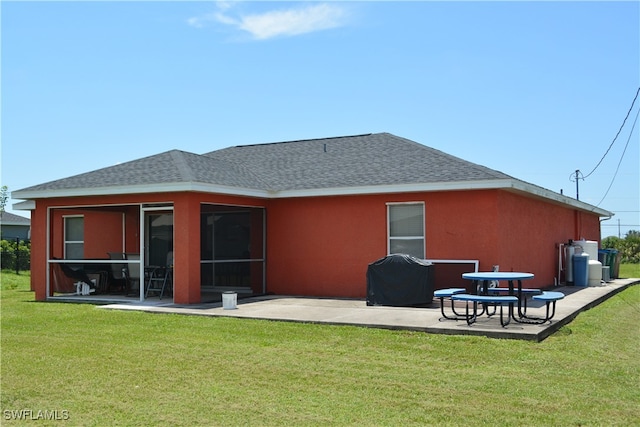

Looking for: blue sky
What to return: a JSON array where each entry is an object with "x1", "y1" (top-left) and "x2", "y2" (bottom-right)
[{"x1": 2, "y1": 1, "x2": 639, "y2": 238}]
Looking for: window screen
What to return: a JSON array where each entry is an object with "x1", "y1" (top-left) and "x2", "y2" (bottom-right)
[
  {"x1": 388, "y1": 203, "x2": 424, "y2": 258},
  {"x1": 64, "y1": 216, "x2": 84, "y2": 259}
]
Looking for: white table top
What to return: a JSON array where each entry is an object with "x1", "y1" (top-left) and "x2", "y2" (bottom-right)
[{"x1": 462, "y1": 272, "x2": 534, "y2": 281}]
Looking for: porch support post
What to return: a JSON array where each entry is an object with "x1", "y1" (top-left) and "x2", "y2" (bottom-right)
[{"x1": 173, "y1": 195, "x2": 201, "y2": 304}]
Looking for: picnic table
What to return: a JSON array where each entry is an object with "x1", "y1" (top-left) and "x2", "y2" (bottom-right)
[
  {"x1": 463, "y1": 272, "x2": 533, "y2": 314},
  {"x1": 436, "y1": 272, "x2": 565, "y2": 326}
]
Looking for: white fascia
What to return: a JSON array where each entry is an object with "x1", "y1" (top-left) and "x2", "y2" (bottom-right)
[
  {"x1": 274, "y1": 179, "x2": 511, "y2": 198},
  {"x1": 11, "y1": 178, "x2": 613, "y2": 217},
  {"x1": 275, "y1": 179, "x2": 613, "y2": 217},
  {"x1": 12, "y1": 200, "x2": 36, "y2": 211},
  {"x1": 11, "y1": 182, "x2": 272, "y2": 201},
  {"x1": 506, "y1": 180, "x2": 612, "y2": 217}
]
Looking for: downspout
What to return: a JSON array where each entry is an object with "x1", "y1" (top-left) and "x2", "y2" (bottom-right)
[{"x1": 599, "y1": 214, "x2": 614, "y2": 240}]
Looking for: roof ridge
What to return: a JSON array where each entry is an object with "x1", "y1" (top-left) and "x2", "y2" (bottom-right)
[
  {"x1": 236, "y1": 133, "x2": 374, "y2": 148},
  {"x1": 169, "y1": 150, "x2": 196, "y2": 181},
  {"x1": 211, "y1": 155, "x2": 274, "y2": 189}
]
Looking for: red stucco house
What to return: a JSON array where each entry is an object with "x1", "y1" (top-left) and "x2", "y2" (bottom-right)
[{"x1": 13, "y1": 133, "x2": 611, "y2": 304}]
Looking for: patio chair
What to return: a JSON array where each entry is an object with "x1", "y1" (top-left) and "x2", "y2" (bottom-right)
[
  {"x1": 124, "y1": 253, "x2": 141, "y2": 296},
  {"x1": 145, "y1": 251, "x2": 173, "y2": 300},
  {"x1": 53, "y1": 259, "x2": 97, "y2": 295},
  {"x1": 108, "y1": 252, "x2": 127, "y2": 293}
]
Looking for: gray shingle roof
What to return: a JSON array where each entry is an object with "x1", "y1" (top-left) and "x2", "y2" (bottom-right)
[
  {"x1": 12, "y1": 132, "x2": 613, "y2": 217},
  {"x1": 0, "y1": 212, "x2": 31, "y2": 225},
  {"x1": 204, "y1": 133, "x2": 513, "y2": 191},
  {"x1": 16, "y1": 132, "x2": 515, "y2": 195},
  {"x1": 15, "y1": 150, "x2": 269, "y2": 193}
]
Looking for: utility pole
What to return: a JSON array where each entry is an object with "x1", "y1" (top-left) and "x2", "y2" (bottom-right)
[
  {"x1": 570, "y1": 170, "x2": 584, "y2": 200},
  {"x1": 618, "y1": 219, "x2": 621, "y2": 238}
]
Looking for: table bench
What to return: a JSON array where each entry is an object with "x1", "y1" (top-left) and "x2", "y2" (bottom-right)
[
  {"x1": 531, "y1": 291, "x2": 565, "y2": 323},
  {"x1": 488, "y1": 287, "x2": 542, "y2": 316},
  {"x1": 434, "y1": 288, "x2": 467, "y2": 320},
  {"x1": 451, "y1": 294, "x2": 518, "y2": 327}
]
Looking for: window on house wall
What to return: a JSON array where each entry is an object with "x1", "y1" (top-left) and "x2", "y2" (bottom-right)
[
  {"x1": 64, "y1": 216, "x2": 84, "y2": 259},
  {"x1": 387, "y1": 203, "x2": 425, "y2": 259}
]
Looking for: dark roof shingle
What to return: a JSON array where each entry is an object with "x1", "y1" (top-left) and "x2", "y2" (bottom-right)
[
  {"x1": 16, "y1": 133, "x2": 515, "y2": 195},
  {"x1": 0, "y1": 212, "x2": 31, "y2": 225},
  {"x1": 204, "y1": 133, "x2": 513, "y2": 191}
]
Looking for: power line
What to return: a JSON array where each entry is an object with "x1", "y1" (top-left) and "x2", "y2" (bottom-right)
[
  {"x1": 595, "y1": 105, "x2": 640, "y2": 207},
  {"x1": 583, "y1": 87, "x2": 640, "y2": 179}
]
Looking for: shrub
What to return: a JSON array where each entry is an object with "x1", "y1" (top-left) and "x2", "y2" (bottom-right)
[
  {"x1": 602, "y1": 231, "x2": 640, "y2": 264},
  {"x1": 0, "y1": 239, "x2": 30, "y2": 271}
]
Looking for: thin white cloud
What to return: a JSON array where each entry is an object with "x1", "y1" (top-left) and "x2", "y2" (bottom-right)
[
  {"x1": 187, "y1": 14, "x2": 211, "y2": 29},
  {"x1": 239, "y1": 4, "x2": 346, "y2": 40},
  {"x1": 188, "y1": 3, "x2": 348, "y2": 40},
  {"x1": 187, "y1": 1, "x2": 231, "y2": 29}
]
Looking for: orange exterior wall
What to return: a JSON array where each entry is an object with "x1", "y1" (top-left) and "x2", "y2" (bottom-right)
[
  {"x1": 266, "y1": 190, "x2": 506, "y2": 297},
  {"x1": 29, "y1": 189, "x2": 602, "y2": 302},
  {"x1": 49, "y1": 209, "x2": 125, "y2": 259},
  {"x1": 30, "y1": 202, "x2": 47, "y2": 298},
  {"x1": 29, "y1": 192, "x2": 267, "y2": 303},
  {"x1": 494, "y1": 191, "x2": 601, "y2": 287},
  {"x1": 266, "y1": 195, "x2": 384, "y2": 297},
  {"x1": 173, "y1": 193, "x2": 202, "y2": 304},
  {"x1": 265, "y1": 189, "x2": 602, "y2": 297}
]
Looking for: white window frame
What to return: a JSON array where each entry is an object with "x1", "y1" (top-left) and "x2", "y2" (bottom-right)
[
  {"x1": 63, "y1": 215, "x2": 84, "y2": 260},
  {"x1": 387, "y1": 202, "x2": 425, "y2": 259}
]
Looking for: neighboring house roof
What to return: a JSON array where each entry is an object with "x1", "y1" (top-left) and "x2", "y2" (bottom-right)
[
  {"x1": 12, "y1": 132, "x2": 611, "y2": 216},
  {"x1": 0, "y1": 212, "x2": 31, "y2": 226}
]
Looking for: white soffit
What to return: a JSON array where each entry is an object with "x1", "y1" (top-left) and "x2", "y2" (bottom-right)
[{"x1": 12, "y1": 178, "x2": 612, "y2": 217}]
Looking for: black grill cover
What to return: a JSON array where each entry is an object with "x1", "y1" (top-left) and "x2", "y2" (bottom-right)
[{"x1": 366, "y1": 254, "x2": 434, "y2": 306}]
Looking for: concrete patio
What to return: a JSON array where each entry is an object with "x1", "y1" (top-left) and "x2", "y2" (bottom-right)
[{"x1": 100, "y1": 278, "x2": 638, "y2": 341}]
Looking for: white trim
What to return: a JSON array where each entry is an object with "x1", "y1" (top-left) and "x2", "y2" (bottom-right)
[
  {"x1": 385, "y1": 201, "x2": 424, "y2": 206},
  {"x1": 13, "y1": 182, "x2": 270, "y2": 200},
  {"x1": 38, "y1": 201, "x2": 170, "y2": 211},
  {"x1": 13, "y1": 178, "x2": 613, "y2": 217},
  {"x1": 12, "y1": 200, "x2": 35, "y2": 211},
  {"x1": 387, "y1": 202, "x2": 425, "y2": 258},
  {"x1": 139, "y1": 206, "x2": 145, "y2": 302},
  {"x1": 141, "y1": 206, "x2": 175, "y2": 302},
  {"x1": 142, "y1": 206, "x2": 174, "y2": 212},
  {"x1": 281, "y1": 180, "x2": 510, "y2": 199}
]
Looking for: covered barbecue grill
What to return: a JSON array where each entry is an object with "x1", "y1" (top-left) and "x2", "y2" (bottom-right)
[{"x1": 366, "y1": 254, "x2": 434, "y2": 306}]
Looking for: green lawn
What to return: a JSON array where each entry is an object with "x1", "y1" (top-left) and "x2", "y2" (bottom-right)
[
  {"x1": 620, "y1": 262, "x2": 640, "y2": 279},
  {"x1": 1, "y1": 271, "x2": 639, "y2": 426}
]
